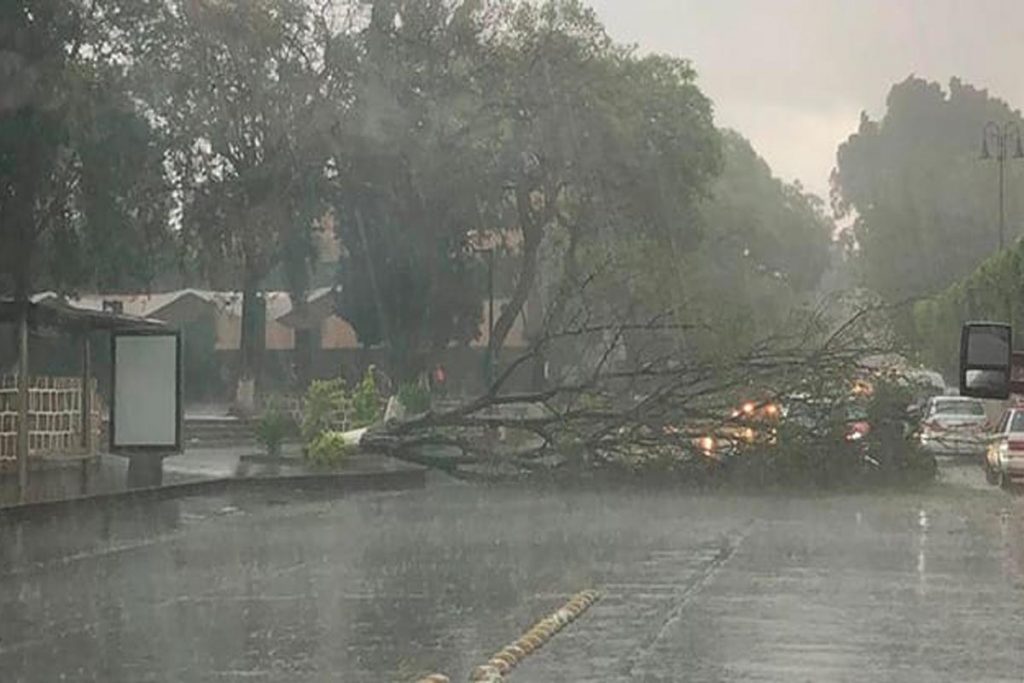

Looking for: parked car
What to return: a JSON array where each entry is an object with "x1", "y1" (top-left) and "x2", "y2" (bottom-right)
[
  {"x1": 985, "y1": 407, "x2": 1024, "y2": 488},
  {"x1": 918, "y1": 396, "x2": 989, "y2": 456}
]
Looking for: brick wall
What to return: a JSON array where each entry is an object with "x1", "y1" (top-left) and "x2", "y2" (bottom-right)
[{"x1": 0, "y1": 376, "x2": 100, "y2": 468}]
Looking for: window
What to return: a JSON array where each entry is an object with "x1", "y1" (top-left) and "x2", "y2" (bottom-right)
[{"x1": 930, "y1": 399, "x2": 985, "y2": 416}]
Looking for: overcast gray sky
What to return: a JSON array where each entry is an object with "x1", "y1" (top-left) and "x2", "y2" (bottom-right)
[{"x1": 587, "y1": 0, "x2": 1024, "y2": 200}]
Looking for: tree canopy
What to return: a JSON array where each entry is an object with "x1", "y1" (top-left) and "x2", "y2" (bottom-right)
[
  {"x1": 832, "y1": 76, "x2": 1024, "y2": 304},
  {"x1": 706, "y1": 131, "x2": 832, "y2": 294},
  {"x1": 484, "y1": 2, "x2": 721, "y2": 358},
  {"x1": 329, "y1": 0, "x2": 501, "y2": 380},
  {"x1": 327, "y1": 0, "x2": 723, "y2": 379},
  {"x1": 120, "y1": 0, "x2": 340, "y2": 393},
  {"x1": 1, "y1": 0, "x2": 843, "y2": 394},
  {"x1": 0, "y1": 0, "x2": 172, "y2": 298},
  {"x1": 573, "y1": 129, "x2": 834, "y2": 362},
  {"x1": 913, "y1": 240, "x2": 1024, "y2": 377}
]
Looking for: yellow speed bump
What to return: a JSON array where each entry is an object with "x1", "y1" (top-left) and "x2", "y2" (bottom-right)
[
  {"x1": 469, "y1": 665, "x2": 500, "y2": 682},
  {"x1": 514, "y1": 637, "x2": 536, "y2": 654},
  {"x1": 469, "y1": 669, "x2": 502, "y2": 683},
  {"x1": 493, "y1": 651, "x2": 518, "y2": 667},
  {"x1": 519, "y1": 634, "x2": 543, "y2": 652},
  {"x1": 503, "y1": 645, "x2": 526, "y2": 661},
  {"x1": 488, "y1": 658, "x2": 512, "y2": 675},
  {"x1": 465, "y1": 589, "x2": 602, "y2": 681}
]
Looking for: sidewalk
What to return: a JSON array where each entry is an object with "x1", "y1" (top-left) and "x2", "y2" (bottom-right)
[
  {"x1": 2, "y1": 444, "x2": 426, "y2": 508},
  {"x1": 163, "y1": 444, "x2": 268, "y2": 481}
]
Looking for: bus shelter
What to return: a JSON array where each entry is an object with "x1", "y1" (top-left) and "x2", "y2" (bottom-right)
[{"x1": 0, "y1": 297, "x2": 175, "y2": 501}]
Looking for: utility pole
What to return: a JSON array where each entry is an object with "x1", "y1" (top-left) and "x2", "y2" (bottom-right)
[{"x1": 981, "y1": 121, "x2": 1024, "y2": 250}]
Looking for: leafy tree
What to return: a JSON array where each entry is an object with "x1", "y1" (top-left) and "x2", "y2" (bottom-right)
[
  {"x1": 0, "y1": 0, "x2": 171, "y2": 301},
  {"x1": 913, "y1": 241, "x2": 1024, "y2": 376},
  {"x1": 564, "y1": 129, "x2": 834, "y2": 362},
  {"x1": 127, "y1": 0, "x2": 336, "y2": 399},
  {"x1": 328, "y1": 0, "x2": 722, "y2": 382},
  {"x1": 328, "y1": 0, "x2": 497, "y2": 381},
  {"x1": 832, "y1": 76, "x2": 1024, "y2": 306},
  {"x1": 704, "y1": 131, "x2": 832, "y2": 294},
  {"x1": 680, "y1": 130, "x2": 833, "y2": 352},
  {"x1": 483, "y1": 0, "x2": 722, "y2": 361}
]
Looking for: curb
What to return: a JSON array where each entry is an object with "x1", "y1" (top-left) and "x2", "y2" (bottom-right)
[{"x1": 0, "y1": 468, "x2": 426, "y2": 521}]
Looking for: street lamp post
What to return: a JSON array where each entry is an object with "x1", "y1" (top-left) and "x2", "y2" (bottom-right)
[{"x1": 981, "y1": 121, "x2": 1024, "y2": 250}]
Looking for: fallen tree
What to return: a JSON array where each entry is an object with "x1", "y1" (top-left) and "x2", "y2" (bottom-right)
[{"x1": 358, "y1": 279, "x2": 929, "y2": 486}]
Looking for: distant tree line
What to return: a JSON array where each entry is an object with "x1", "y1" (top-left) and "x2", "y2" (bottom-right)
[
  {"x1": 912, "y1": 242, "x2": 1024, "y2": 377},
  {"x1": 830, "y1": 76, "x2": 1024, "y2": 369}
]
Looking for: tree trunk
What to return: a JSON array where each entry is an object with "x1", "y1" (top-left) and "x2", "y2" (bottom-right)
[
  {"x1": 489, "y1": 224, "x2": 541, "y2": 370},
  {"x1": 16, "y1": 294, "x2": 29, "y2": 502},
  {"x1": 488, "y1": 180, "x2": 560, "y2": 376},
  {"x1": 11, "y1": 231, "x2": 32, "y2": 501},
  {"x1": 236, "y1": 263, "x2": 265, "y2": 414},
  {"x1": 354, "y1": 208, "x2": 393, "y2": 349}
]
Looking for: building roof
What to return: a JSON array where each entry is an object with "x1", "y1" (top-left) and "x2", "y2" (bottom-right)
[
  {"x1": 34, "y1": 288, "x2": 339, "y2": 327},
  {"x1": 275, "y1": 287, "x2": 337, "y2": 329},
  {"x1": 0, "y1": 298, "x2": 170, "y2": 333}
]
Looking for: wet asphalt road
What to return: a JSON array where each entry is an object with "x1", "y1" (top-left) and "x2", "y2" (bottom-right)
[{"x1": 2, "y1": 460, "x2": 1024, "y2": 682}]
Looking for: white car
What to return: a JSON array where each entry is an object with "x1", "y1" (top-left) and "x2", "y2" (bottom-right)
[
  {"x1": 986, "y1": 407, "x2": 1024, "y2": 488},
  {"x1": 918, "y1": 396, "x2": 989, "y2": 456}
]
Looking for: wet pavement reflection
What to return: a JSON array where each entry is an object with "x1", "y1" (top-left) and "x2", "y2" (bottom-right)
[{"x1": 2, "y1": 461, "x2": 1024, "y2": 681}]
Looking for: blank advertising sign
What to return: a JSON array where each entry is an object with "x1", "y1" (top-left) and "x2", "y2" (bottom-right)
[{"x1": 111, "y1": 332, "x2": 182, "y2": 451}]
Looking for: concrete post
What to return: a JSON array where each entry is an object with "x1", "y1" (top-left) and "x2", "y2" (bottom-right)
[
  {"x1": 16, "y1": 303, "x2": 29, "y2": 502},
  {"x1": 81, "y1": 334, "x2": 93, "y2": 455}
]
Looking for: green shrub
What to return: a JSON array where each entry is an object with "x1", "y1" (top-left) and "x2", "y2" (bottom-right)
[
  {"x1": 397, "y1": 382, "x2": 431, "y2": 415},
  {"x1": 351, "y1": 368, "x2": 382, "y2": 428},
  {"x1": 301, "y1": 378, "x2": 350, "y2": 442},
  {"x1": 306, "y1": 431, "x2": 355, "y2": 468},
  {"x1": 255, "y1": 399, "x2": 296, "y2": 457}
]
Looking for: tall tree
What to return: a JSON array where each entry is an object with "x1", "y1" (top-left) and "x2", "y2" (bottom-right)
[
  {"x1": 129, "y1": 0, "x2": 336, "y2": 401},
  {"x1": 483, "y1": 0, "x2": 722, "y2": 362},
  {"x1": 0, "y1": 0, "x2": 171, "y2": 301},
  {"x1": 326, "y1": 0, "x2": 721, "y2": 382},
  {"x1": 832, "y1": 76, "x2": 1024, "y2": 305},
  {"x1": 704, "y1": 131, "x2": 832, "y2": 295},
  {"x1": 569, "y1": 130, "x2": 834, "y2": 362},
  {"x1": 327, "y1": 0, "x2": 500, "y2": 381}
]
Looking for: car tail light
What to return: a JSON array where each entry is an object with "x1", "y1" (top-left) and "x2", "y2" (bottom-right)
[
  {"x1": 696, "y1": 436, "x2": 715, "y2": 454},
  {"x1": 923, "y1": 420, "x2": 944, "y2": 432},
  {"x1": 1009, "y1": 440, "x2": 1024, "y2": 452},
  {"x1": 846, "y1": 421, "x2": 870, "y2": 442}
]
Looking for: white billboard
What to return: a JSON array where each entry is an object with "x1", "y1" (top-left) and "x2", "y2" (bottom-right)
[{"x1": 111, "y1": 332, "x2": 182, "y2": 451}]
